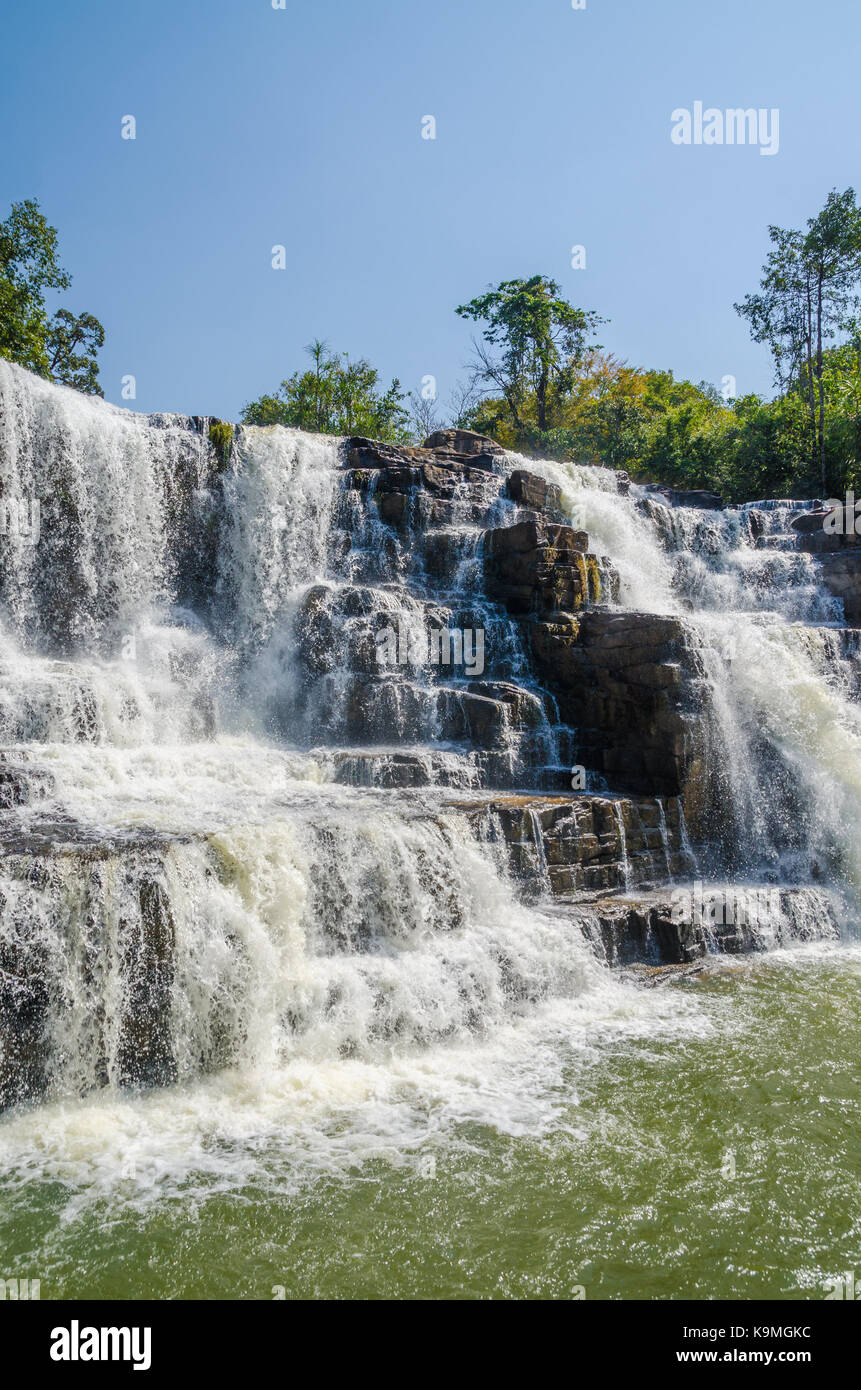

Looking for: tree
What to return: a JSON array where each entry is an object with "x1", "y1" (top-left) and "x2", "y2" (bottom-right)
[
  {"x1": 241, "y1": 341, "x2": 411, "y2": 441},
  {"x1": 407, "y1": 387, "x2": 444, "y2": 442},
  {"x1": 735, "y1": 189, "x2": 861, "y2": 491},
  {"x1": 455, "y1": 275, "x2": 604, "y2": 434},
  {"x1": 0, "y1": 198, "x2": 105, "y2": 394},
  {"x1": 46, "y1": 309, "x2": 105, "y2": 396},
  {"x1": 560, "y1": 353, "x2": 649, "y2": 469},
  {"x1": 446, "y1": 376, "x2": 484, "y2": 430}
]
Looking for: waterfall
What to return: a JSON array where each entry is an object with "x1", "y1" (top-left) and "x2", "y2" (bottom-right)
[
  {"x1": 611, "y1": 802, "x2": 632, "y2": 892},
  {"x1": 0, "y1": 359, "x2": 858, "y2": 1122},
  {"x1": 655, "y1": 798, "x2": 674, "y2": 882},
  {"x1": 507, "y1": 450, "x2": 861, "y2": 906}
]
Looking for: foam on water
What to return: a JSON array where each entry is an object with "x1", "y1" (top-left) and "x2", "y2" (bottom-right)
[
  {"x1": 0, "y1": 363, "x2": 859, "y2": 1205},
  {"x1": 504, "y1": 450, "x2": 861, "y2": 898},
  {"x1": 0, "y1": 952, "x2": 717, "y2": 1205}
]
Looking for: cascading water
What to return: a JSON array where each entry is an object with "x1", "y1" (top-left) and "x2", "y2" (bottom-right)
[
  {"x1": 1, "y1": 359, "x2": 858, "y2": 1099},
  {"x1": 0, "y1": 360, "x2": 625, "y2": 1116},
  {"x1": 511, "y1": 450, "x2": 861, "y2": 904},
  {"x1": 1, "y1": 361, "x2": 860, "y2": 1300}
]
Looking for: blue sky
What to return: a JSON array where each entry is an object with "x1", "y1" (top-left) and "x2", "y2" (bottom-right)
[{"x1": 2, "y1": 0, "x2": 860, "y2": 418}]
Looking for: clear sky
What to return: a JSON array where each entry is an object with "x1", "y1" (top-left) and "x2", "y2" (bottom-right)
[{"x1": 2, "y1": 0, "x2": 860, "y2": 418}]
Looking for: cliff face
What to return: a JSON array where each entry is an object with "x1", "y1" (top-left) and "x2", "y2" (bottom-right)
[{"x1": 0, "y1": 363, "x2": 857, "y2": 1113}]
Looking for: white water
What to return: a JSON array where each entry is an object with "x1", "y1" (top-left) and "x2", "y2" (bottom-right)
[
  {"x1": 0, "y1": 361, "x2": 858, "y2": 1196},
  {"x1": 508, "y1": 450, "x2": 861, "y2": 895}
]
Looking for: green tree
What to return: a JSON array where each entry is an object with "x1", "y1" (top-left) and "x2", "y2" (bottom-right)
[
  {"x1": 241, "y1": 340, "x2": 411, "y2": 440},
  {"x1": 0, "y1": 198, "x2": 105, "y2": 394},
  {"x1": 456, "y1": 275, "x2": 604, "y2": 435},
  {"x1": 735, "y1": 189, "x2": 861, "y2": 491},
  {"x1": 46, "y1": 308, "x2": 105, "y2": 396}
]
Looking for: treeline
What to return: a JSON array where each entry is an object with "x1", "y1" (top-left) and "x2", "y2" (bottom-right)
[
  {"x1": 243, "y1": 189, "x2": 861, "y2": 503},
  {"x1": 0, "y1": 200, "x2": 104, "y2": 395},
  {"x1": 4, "y1": 191, "x2": 861, "y2": 503},
  {"x1": 464, "y1": 346, "x2": 861, "y2": 504}
]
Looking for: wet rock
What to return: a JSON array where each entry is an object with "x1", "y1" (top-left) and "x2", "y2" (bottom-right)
[
  {"x1": 0, "y1": 960, "x2": 48, "y2": 1112},
  {"x1": 566, "y1": 883, "x2": 843, "y2": 968},
  {"x1": 791, "y1": 509, "x2": 831, "y2": 534},
  {"x1": 0, "y1": 752, "x2": 55, "y2": 808},
  {"x1": 614, "y1": 469, "x2": 631, "y2": 497},
  {"x1": 484, "y1": 519, "x2": 615, "y2": 615},
  {"x1": 0, "y1": 833, "x2": 195, "y2": 1111},
  {"x1": 116, "y1": 878, "x2": 177, "y2": 1089},
  {"x1": 466, "y1": 681, "x2": 546, "y2": 728},
  {"x1": 344, "y1": 438, "x2": 431, "y2": 471},
  {"x1": 436, "y1": 688, "x2": 511, "y2": 747},
  {"x1": 528, "y1": 610, "x2": 704, "y2": 804},
  {"x1": 815, "y1": 550, "x2": 861, "y2": 624},
  {"x1": 454, "y1": 792, "x2": 692, "y2": 895},
  {"x1": 332, "y1": 750, "x2": 479, "y2": 789},
  {"x1": 642, "y1": 484, "x2": 723, "y2": 510},
  {"x1": 376, "y1": 491, "x2": 410, "y2": 527},
  {"x1": 344, "y1": 442, "x2": 505, "y2": 528},
  {"x1": 422, "y1": 428, "x2": 505, "y2": 459},
  {"x1": 346, "y1": 433, "x2": 503, "y2": 477},
  {"x1": 506, "y1": 469, "x2": 564, "y2": 518}
]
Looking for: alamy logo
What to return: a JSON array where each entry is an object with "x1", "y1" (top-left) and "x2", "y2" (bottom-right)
[
  {"x1": 0, "y1": 1277, "x2": 40, "y2": 1299},
  {"x1": 376, "y1": 623, "x2": 485, "y2": 677},
  {"x1": 671, "y1": 102, "x2": 779, "y2": 156},
  {"x1": 0, "y1": 496, "x2": 40, "y2": 545},
  {"x1": 823, "y1": 492, "x2": 861, "y2": 535},
  {"x1": 671, "y1": 881, "x2": 784, "y2": 930},
  {"x1": 50, "y1": 1321, "x2": 152, "y2": 1371},
  {"x1": 822, "y1": 1271, "x2": 860, "y2": 1300}
]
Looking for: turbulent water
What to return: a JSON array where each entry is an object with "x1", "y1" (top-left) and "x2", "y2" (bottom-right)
[{"x1": 0, "y1": 359, "x2": 859, "y2": 1300}]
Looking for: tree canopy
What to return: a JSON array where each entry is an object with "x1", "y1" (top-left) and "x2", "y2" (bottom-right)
[
  {"x1": 445, "y1": 193, "x2": 861, "y2": 501},
  {"x1": 456, "y1": 275, "x2": 604, "y2": 436},
  {"x1": 735, "y1": 188, "x2": 861, "y2": 490},
  {"x1": 241, "y1": 340, "x2": 410, "y2": 440},
  {"x1": 0, "y1": 198, "x2": 105, "y2": 395}
]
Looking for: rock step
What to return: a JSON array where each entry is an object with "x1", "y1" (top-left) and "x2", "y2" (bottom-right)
[
  {"x1": 528, "y1": 609, "x2": 703, "y2": 805},
  {"x1": 815, "y1": 549, "x2": 861, "y2": 624},
  {"x1": 641, "y1": 483, "x2": 724, "y2": 510},
  {"x1": 559, "y1": 883, "x2": 843, "y2": 968},
  {"x1": 449, "y1": 792, "x2": 694, "y2": 894},
  {"x1": 484, "y1": 519, "x2": 618, "y2": 614},
  {"x1": 0, "y1": 751, "x2": 56, "y2": 808},
  {"x1": 331, "y1": 749, "x2": 481, "y2": 789}
]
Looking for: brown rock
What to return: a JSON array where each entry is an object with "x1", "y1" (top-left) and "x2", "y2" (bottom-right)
[{"x1": 423, "y1": 428, "x2": 505, "y2": 457}]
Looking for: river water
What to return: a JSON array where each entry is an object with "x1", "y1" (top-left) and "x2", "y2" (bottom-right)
[{"x1": 0, "y1": 361, "x2": 858, "y2": 1299}]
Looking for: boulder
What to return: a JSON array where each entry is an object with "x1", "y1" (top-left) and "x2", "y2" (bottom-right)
[
  {"x1": 790, "y1": 509, "x2": 831, "y2": 534},
  {"x1": 423, "y1": 428, "x2": 505, "y2": 459},
  {"x1": 506, "y1": 469, "x2": 564, "y2": 518},
  {"x1": 483, "y1": 519, "x2": 615, "y2": 615},
  {"x1": 346, "y1": 432, "x2": 504, "y2": 478},
  {"x1": 344, "y1": 438, "x2": 430, "y2": 471},
  {"x1": 642, "y1": 484, "x2": 723, "y2": 510},
  {"x1": 344, "y1": 445, "x2": 505, "y2": 528},
  {"x1": 528, "y1": 610, "x2": 704, "y2": 804},
  {"x1": 816, "y1": 550, "x2": 861, "y2": 624}
]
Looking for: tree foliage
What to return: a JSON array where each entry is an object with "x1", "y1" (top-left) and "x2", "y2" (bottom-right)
[
  {"x1": 241, "y1": 340, "x2": 410, "y2": 440},
  {"x1": 451, "y1": 201, "x2": 861, "y2": 502},
  {"x1": 456, "y1": 275, "x2": 604, "y2": 434},
  {"x1": 0, "y1": 198, "x2": 105, "y2": 395},
  {"x1": 735, "y1": 188, "x2": 861, "y2": 489}
]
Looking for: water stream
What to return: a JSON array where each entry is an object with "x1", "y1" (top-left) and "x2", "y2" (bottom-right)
[{"x1": 0, "y1": 360, "x2": 858, "y2": 1299}]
